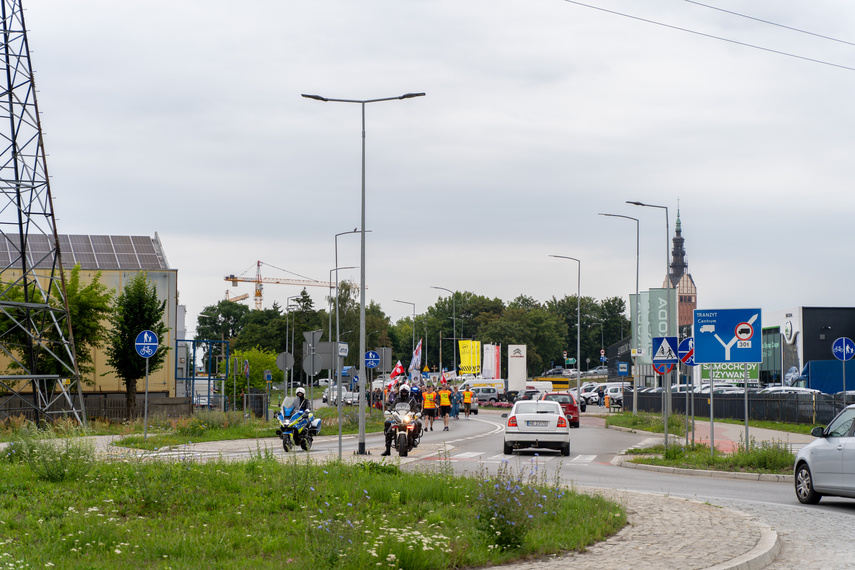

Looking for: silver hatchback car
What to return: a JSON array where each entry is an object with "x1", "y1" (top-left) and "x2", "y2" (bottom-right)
[{"x1": 794, "y1": 404, "x2": 855, "y2": 504}]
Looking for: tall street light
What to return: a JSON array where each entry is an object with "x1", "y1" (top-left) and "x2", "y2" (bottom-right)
[
  {"x1": 394, "y1": 300, "x2": 416, "y2": 380},
  {"x1": 627, "y1": 200, "x2": 672, "y2": 445},
  {"x1": 329, "y1": 229, "x2": 362, "y2": 378},
  {"x1": 431, "y1": 286, "x2": 456, "y2": 375},
  {"x1": 600, "y1": 212, "x2": 640, "y2": 415},
  {"x1": 549, "y1": 256, "x2": 581, "y2": 399},
  {"x1": 303, "y1": 91, "x2": 425, "y2": 455},
  {"x1": 330, "y1": 265, "x2": 356, "y2": 460}
]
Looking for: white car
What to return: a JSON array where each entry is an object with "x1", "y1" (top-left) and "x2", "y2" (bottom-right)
[
  {"x1": 503, "y1": 400, "x2": 570, "y2": 456},
  {"x1": 794, "y1": 404, "x2": 855, "y2": 504}
]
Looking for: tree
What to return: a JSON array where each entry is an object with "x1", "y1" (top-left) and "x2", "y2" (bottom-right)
[
  {"x1": 104, "y1": 272, "x2": 169, "y2": 418},
  {"x1": 0, "y1": 265, "x2": 113, "y2": 383},
  {"x1": 64, "y1": 266, "x2": 114, "y2": 381}
]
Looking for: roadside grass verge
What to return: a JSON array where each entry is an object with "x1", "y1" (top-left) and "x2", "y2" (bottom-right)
[
  {"x1": 605, "y1": 411, "x2": 686, "y2": 437},
  {"x1": 706, "y1": 416, "x2": 822, "y2": 436},
  {"x1": 0, "y1": 444, "x2": 625, "y2": 569},
  {"x1": 625, "y1": 438, "x2": 794, "y2": 474},
  {"x1": 119, "y1": 408, "x2": 387, "y2": 450}
]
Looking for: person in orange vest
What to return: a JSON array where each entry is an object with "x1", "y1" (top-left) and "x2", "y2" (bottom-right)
[
  {"x1": 461, "y1": 386, "x2": 475, "y2": 419},
  {"x1": 421, "y1": 384, "x2": 437, "y2": 431},
  {"x1": 438, "y1": 383, "x2": 453, "y2": 431}
]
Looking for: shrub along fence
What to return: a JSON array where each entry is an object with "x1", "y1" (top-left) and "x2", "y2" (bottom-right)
[{"x1": 625, "y1": 390, "x2": 843, "y2": 425}]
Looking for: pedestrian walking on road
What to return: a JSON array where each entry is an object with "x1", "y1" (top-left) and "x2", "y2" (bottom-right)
[
  {"x1": 451, "y1": 386, "x2": 461, "y2": 419},
  {"x1": 438, "y1": 384, "x2": 452, "y2": 431}
]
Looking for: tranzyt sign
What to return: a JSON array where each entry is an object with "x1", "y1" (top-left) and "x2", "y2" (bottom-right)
[{"x1": 693, "y1": 309, "x2": 762, "y2": 364}]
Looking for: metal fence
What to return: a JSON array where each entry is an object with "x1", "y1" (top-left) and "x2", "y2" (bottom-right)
[
  {"x1": 0, "y1": 394, "x2": 192, "y2": 423},
  {"x1": 624, "y1": 391, "x2": 844, "y2": 425}
]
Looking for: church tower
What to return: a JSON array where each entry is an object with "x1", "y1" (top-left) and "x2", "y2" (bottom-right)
[{"x1": 663, "y1": 209, "x2": 697, "y2": 335}]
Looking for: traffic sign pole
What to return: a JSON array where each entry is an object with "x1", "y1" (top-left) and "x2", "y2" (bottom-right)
[{"x1": 134, "y1": 330, "x2": 159, "y2": 442}]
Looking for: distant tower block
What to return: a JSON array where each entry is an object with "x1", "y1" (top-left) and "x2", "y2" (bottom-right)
[{"x1": 0, "y1": 1, "x2": 84, "y2": 424}]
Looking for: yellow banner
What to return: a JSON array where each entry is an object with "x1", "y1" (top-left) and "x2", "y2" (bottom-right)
[{"x1": 458, "y1": 340, "x2": 481, "y2": 374}]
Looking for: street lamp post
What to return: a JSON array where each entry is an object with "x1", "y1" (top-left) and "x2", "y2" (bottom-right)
[
  {"x1": 394, "y1": 300, "x2": 416, "y2": 379},
  {"x1": 627, "y1": 200, "x2": 672, "y2": 445},
  {"x1": 304, "y1": 91, "x2": 424, "y2": 454},
  {"x1": 600, "y1": 212, "x2": 640, "y2": 415},
  {"x1": 330, "y1": 265, "x2": 356, "y2": 460},
  {"x1": 549, "y1": 256, "x2": 581, "y2": 400},
  {"x1": 329, "y1": 229, "x2": 361, "y2": 380},
  {"x1": 431, "y1": 286, "x2": 457, "y2": 376}
]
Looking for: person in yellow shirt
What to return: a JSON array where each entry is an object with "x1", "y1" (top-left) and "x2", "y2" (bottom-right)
[
  {"x1": 462, "y1": 387, "x2": 475, "y2": 419},
  {"x1": 438, "y1": 383, "x2": 453, "y2": 431},
  {"x1": 421, "y1": 384, "x2": 437, "y2": 431}
]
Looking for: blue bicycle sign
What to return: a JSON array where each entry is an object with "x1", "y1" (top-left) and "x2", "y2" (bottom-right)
[{"x1": 135, "y1": 330, "x2": 159, "y2": 358}]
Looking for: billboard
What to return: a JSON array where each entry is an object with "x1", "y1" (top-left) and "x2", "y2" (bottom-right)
[
  {"x1": 458, "y1": 340, "x2": 481, "y2": 374},
  {"x1": 507, "y1": 345, "x2": 527, "y2": 392}
]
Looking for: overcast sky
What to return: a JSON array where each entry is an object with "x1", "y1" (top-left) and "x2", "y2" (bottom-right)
[{"x1": 27, "y1": 0, "x2": 855, "y2": 335}]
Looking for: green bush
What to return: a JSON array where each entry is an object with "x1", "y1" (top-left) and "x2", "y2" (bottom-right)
[{"x1": 7, "y1": 430, "x2": 95, "y2": 482}]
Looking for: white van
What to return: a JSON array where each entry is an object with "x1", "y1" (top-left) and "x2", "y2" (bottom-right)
[{"x1": 458, "y1": 379, "x2": 505, "y2": 400}]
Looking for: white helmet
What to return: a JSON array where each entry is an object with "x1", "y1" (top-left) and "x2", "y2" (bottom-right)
[{"x1": 296, "y1": 387, "x2": 305, "y2": 397}]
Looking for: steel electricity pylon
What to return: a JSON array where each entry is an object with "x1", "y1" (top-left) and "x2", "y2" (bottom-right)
[{"x1": 0, "y1": 1, "x2": 85, "y2": 424}]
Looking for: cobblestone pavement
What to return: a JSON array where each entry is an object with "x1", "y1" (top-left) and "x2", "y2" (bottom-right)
[{"x1": 494, "y1": 488, "x2": 776, "y2": 570}]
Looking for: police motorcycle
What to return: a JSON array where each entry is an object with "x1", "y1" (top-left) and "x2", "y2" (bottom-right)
[
  {"x1": 275, "y1": 395, "x2": 321, "y2": 452},
  {"x1": 384, "y1": 400, "x2": 422, "y2": 457}
]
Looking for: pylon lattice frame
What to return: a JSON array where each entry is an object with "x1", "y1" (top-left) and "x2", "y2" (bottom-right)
[{"x1": 0, "y1": 0, "x2": 84, "y2": 424}]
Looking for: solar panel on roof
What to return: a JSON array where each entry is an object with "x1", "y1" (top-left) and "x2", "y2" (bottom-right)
[
  {"x1": 75, "y1": 253, "x2": 96, "y2": 266},
  {"x1": 116, "y1": 254, "x2": 140, "y2": 268},
  {"x1": 138, "y1": 255, "x2": 162, "y2": 269},
  {"x1": 131, "y1": 237, "x2": 156, "y2": 254},
  {"x1": 95, "y1": 254, "x2": 119, "y2": 269}
]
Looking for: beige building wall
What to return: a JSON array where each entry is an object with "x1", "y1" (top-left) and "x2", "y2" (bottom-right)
[{"x1": 1, "y1": 267, "x2": 179, "y2": 396}]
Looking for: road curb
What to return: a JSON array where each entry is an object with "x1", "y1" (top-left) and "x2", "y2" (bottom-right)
[{"x1": 704, "y1": 523, "x2": 780, "y2": 570}]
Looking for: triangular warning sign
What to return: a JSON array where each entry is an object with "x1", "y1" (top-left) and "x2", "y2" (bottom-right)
[{"x1": 653, "y1": 338, "x2": 677, "y2": 361}]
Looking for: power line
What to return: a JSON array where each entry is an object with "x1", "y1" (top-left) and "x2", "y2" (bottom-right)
[
  {"x1": 685, "y1": 0, "x2": 855, "y2": 47},
  {"x1": 561, "y1": 0, "x2": 855, "y2": 72}
]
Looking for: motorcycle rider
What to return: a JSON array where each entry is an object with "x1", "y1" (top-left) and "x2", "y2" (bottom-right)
[
  {"x1": 381, "y1": 383, "x2": 422, "y2": 456},
  {"x1": 295, "y1": 387, "x2": 310, "y2": 413}
]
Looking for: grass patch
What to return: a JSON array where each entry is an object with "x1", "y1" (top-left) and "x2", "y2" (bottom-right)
[
  {"x1": 118, "y1": 408, "x2": 387, "y2": 450},
  {"x1": 708, "y1": 417, "x2": 822, "y2": 436},
  {"x1": 0, "y1": 453, "x2": 625, "y2": 568},
  {"x1": 627, "y1": 438, "x2": 795, "y2": 474},
  {"x1": 605, "y1": 411, "x2": 686, "y2": 437}
]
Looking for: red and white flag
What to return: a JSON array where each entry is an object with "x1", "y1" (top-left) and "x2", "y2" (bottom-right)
[
  {"x1": 408, "y1": 339, "x2": 423, "y2": 374},
  {"x1": 390, "y1": 360, "x2": 405, "y2": 380}
]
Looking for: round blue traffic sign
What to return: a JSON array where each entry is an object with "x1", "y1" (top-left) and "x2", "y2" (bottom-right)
[
  {"x1": 832, "y1": 337, "x2": 855, "y2": 361},
  {"x1": 678, "y1": 337, "x2": 696, "y2": 367},
  {"x1": 653, "y1": 363, "x2": 674, "y2": 375},
  {"x1": 134, "y1": 330, "x2": 159, "y2": 358},
  {"x1": 365, "y1": 350, "x2": 380, "y2": 369}
]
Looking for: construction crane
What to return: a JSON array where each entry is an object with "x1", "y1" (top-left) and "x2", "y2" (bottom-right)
[
  {"x1": 224, "y1": 291, "x2": 250, "y2": 303},
  {"x1": 225, "y1": 260, "x2": 334, "y2": 310}
]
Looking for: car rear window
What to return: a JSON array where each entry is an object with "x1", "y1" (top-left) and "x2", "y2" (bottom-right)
[
  {"x1": 515, "y1": 402, "x2": 560, "y2": 414},
  {"x1": 545, "y1": 394, "x2": 572, "y2": 404}
]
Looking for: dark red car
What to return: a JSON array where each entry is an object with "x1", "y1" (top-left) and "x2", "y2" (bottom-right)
[{"x1": 539, "y1": 392, "x2": 580, "y2": 428}]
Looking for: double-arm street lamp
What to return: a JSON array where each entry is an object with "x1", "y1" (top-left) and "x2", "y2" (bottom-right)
[
  {"x1": 431, "y1": 286, "x2": 457, "y2": 375},
  {"x1": 600, "y1": 212, "x2": 640, "y2": 415},
  {"x1": 303, "y1": 91, "x2": 425, "y2": 454},
  {"x1": 549, "y1": 256, "x2": 581, "y2": 398},
  {"x1": 627, "y1": 200, "x2": 672, "y2": 444}
]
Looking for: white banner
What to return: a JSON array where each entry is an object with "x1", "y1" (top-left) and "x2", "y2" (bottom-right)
[{"x1": 507, "y1": 345, "x2": 527, "y2": 392}]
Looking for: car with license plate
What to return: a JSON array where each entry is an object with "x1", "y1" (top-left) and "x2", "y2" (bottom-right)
[
  {"x1": 794, "y1": 404, "x2": 855, "y2": 504},
  {"x1": 503, "y1": 400, "x2": 570, "y2": 455},
  {"x1": 539, "y1": 392, "x2": 580, "y2": 428}
]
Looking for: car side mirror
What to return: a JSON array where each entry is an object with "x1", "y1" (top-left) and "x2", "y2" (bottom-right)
[{"x1": 810, "y1": 426, "x2": 825, "y2": 438}]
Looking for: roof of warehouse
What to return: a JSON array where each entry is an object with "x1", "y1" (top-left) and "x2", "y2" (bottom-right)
[{"x1": 1, "y1": 233, "x2": 170, "y2": 270}]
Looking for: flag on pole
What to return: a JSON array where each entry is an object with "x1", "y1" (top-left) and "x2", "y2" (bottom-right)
[
  {"x1": 408, "y1": 339, "x2": 423, "y2": 373},
  {"x1": 243, "y1": 360, "x2": 249, "y2": 378},
  {"x1": 390, "y1": 360, "x2": 405, "y2": 380}
]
